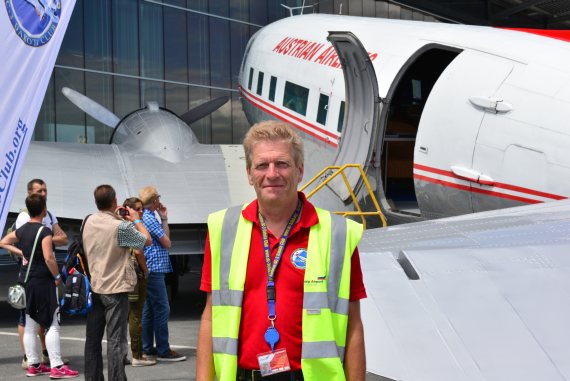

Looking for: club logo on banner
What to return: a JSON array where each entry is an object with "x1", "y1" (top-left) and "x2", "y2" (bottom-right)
[{"x1": 5, "y1": 0, "x2": 61, "y2": 47}]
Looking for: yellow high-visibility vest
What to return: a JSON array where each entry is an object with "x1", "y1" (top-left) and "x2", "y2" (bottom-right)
[{"x1": 208, "y1": 204, "x2": 362, "y2": 381}]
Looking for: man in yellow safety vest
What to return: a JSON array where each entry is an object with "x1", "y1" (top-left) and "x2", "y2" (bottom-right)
[{"x1": 197, "y1": 120, "x2": 366, "y2": 381}]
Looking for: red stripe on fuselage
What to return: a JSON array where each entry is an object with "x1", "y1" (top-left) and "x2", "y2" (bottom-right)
[
  {"x1": 414, "y1": 174, "x2": 543, "y2": 204},
  {"x1": 414, "y1": 163, "x2": 566, "y2": 203}
]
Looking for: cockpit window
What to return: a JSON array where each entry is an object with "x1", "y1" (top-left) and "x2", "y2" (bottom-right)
[
  {"x1": 283, "y1": 81, "x2": 309, "y2": 116},
  {"x1": 248, "y1": 68, "x2": 254, "y2": 90},
  {"x1": 317, "y1": 94, "x2": 329, "y2": 125},
  {"x1": 257, "y1": 72, "x2": 264, "y2": 95}
]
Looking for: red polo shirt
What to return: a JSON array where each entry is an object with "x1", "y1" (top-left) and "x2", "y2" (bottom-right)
[{"x1": 200, "y1": 194, "x2": 366, "y2": 370}]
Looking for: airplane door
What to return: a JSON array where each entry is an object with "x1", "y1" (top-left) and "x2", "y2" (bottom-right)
[
  {"x1": 327, "y1": 32, "x2": 381, "y2": 200},
  {"x1": 414, "y1": 50, "x2": 514, "y2": 218},
  {"x1": 470, "y1": 61, "x2": 564, "y2": 212}
]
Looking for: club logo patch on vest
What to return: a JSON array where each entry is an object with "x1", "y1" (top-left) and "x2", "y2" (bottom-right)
[{"x1": 290, "y1": 248, "x2": 307, "y2": 270}]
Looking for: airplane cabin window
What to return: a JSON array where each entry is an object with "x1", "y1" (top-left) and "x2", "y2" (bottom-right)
[
  {"x1": 257, "y1": 72, "x2": 264, "y2": 96},
  {"x1": 283, "y1": 81, "x2": 309, "y2": 116},
  {"x1": 337, "y1": 101, "x2": 346, "y2": 133},
  {"x1": 269, "y1": 76, "x2": 277, "y2": 102},
  {"x1": 248, "y1": 68, "x2": 254, "y2": 90},
  {"x1": 317, "y1": 94, "x2": 329, "y2": 125},
  {"x1": 412, "y1": 79, "x2": 422, "y2": 102}
]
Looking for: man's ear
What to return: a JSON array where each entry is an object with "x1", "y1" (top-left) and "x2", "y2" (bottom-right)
[{"x1": 246, "y1": 166, "x2": 253, "y2": 186}]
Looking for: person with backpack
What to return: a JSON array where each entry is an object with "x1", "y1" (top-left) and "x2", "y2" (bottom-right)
[
  {"x1": 82, "y1": 185, "x2": 151, "y2": 381},
  {"x1": 13, "y1": 179, "x2": 68, "y2": 369},
  {"x1": 0, "y1": 194, "x2": 79, "y2": 379}
]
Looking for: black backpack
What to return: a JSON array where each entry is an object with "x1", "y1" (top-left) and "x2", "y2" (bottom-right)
[{"x1": 60, "y1": 215, "x2": 93, "y2": 315}]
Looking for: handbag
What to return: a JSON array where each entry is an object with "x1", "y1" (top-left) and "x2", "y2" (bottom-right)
[{"x1": 7, "y1": 226, "x2": 44, "y2": 309}]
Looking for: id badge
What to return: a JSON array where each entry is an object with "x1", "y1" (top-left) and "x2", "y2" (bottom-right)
[{"x1": 257, "y1": 348, "x2": 291, "y2": 377}]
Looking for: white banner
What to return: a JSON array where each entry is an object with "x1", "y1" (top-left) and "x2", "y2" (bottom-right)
[{"x1": 0, "y1": 0, "x2": 75, "y2": 233}]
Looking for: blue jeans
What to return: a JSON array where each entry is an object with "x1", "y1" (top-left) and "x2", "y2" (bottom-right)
[
  {"x1": 84, "y1": 293, "x2": 128, "y2": 381},
  {"x1": 142, "y1": 272, "x2": 171, "y2": 356}
]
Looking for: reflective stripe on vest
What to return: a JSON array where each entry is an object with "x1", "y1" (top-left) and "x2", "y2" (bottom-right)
[
  {"x1": 208, "y1": 205, "x2": 252, "y2": 381},
  {"x1": 208, "y1": 204, "x2": 362, "y2": 381},
  {"x1": 300, "y1": 209, "x2": 362, "y2": 381}
]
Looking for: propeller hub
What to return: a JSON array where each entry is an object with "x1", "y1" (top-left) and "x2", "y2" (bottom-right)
[{"x1": 111, "y1": 108, "x2": 198, "y2": 163}]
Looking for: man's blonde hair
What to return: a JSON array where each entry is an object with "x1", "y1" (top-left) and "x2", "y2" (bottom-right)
[
  {"x1": 139, "y1": 185, "x2": 159, "y2": 207},
  {"x1": 242, "y1": 120, "x2": 304, "y2": 169}
]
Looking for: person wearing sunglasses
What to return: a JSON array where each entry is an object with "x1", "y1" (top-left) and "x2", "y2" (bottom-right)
[{"x1": 122, "y1": 197, "x2": 155, "y2": 367}]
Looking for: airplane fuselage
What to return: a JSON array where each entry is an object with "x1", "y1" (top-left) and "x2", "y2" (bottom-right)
[{"x1": 238, "y1": 14, "x2": 570, "y2": 223}]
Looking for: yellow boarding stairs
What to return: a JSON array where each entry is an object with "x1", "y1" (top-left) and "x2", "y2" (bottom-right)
[{"x1": 300, "y1": 164, "x2": 387, "y2": 229}]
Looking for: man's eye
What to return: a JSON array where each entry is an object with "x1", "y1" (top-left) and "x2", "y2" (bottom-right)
[
  {"x1": 276, "y1": 162, "x2": 290, "y2": 169},
  {"x1": 256, "y1": 163, "x2": 269, "y2": 170}
]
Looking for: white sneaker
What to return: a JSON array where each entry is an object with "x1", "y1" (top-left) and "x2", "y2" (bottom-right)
[
  {"x1": 131, "y1": 357, "x2": 157, "y2": 367},
  {"x1": 21, "y1": 356, "x2": 28, "y2": 370}
]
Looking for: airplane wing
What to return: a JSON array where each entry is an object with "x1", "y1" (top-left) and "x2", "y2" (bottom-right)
[
  {"x1": 359, "y1": 200, "x2": 570, "y2": 381},
  {"x1": 9, "y1": 141, "x2": 254, "y2": 224}
]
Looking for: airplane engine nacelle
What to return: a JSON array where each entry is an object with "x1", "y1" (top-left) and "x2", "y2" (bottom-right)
[{"x1": 110, "y1": 102, "x2": 198, "y2": 163}]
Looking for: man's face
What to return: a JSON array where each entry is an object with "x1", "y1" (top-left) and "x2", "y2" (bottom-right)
[
  {"x1": 150, "y1": 195, "x2": 161, "y2": 211},
  {"x1": 29, "y1": 183, "x2": 47, "y2": 199},
  {"x1": 247, "y1": 140, "x2": 303, "y2": 208}
]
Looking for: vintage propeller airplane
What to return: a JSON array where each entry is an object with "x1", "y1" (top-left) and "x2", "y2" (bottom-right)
[
  {"x1": 3, "y1": 85, "x2": 255, "y2": 295},
  {"x1": 236, "y1": 13, "x2": 570, "y2": 380},
  {"x1": 238, "y1": 14, "x2": 570, "y2": 225},
  {"x1": 6, "y1": 88, "x2": 254, "y2": 254},
  {"x1": 9, "y1": 13, "x2": 570, "y2": 252}
]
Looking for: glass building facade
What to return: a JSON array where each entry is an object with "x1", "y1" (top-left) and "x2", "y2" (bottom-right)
[{"x1": 34, "y1": 0, "x2": 438, "y2": 145}]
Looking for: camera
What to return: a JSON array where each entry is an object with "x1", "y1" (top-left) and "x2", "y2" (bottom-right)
[{"x1": 117, "y1": 207, "x2": 129, "y2": 217}]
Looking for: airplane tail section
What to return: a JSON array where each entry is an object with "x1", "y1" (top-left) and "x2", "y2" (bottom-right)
[{"x1": 0, "y1": 0, "x2": 76, "y2": 233}]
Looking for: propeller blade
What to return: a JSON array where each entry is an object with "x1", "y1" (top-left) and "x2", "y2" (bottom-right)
[
  {"x1": 61, "y1": 87, "x2": 120, "y2": 128},
  {"x1": 180, "y1": 96, "x2": 230, "y2": 125}
]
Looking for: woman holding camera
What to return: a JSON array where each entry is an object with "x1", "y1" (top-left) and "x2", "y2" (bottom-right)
[{"x1": 121, "y1": 197, "x2": 155, "y2": 367}]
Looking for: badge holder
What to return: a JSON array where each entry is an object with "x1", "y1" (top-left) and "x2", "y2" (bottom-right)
[
  {"x1": 257, "y1": 347, "x2": 291, "y2": 377},
  {"x1": 256, "y1": 203, "x2": 301, "y2": 377}
]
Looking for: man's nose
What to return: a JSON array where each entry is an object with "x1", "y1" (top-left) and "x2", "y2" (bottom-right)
[{"x1": 266, "y1": 163, "x2": 279, "y2": 177}]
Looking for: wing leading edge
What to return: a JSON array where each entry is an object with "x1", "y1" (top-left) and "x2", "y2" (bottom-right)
[{"x1": 359, "y1": 200, "x2": 570, "y2": 381}]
